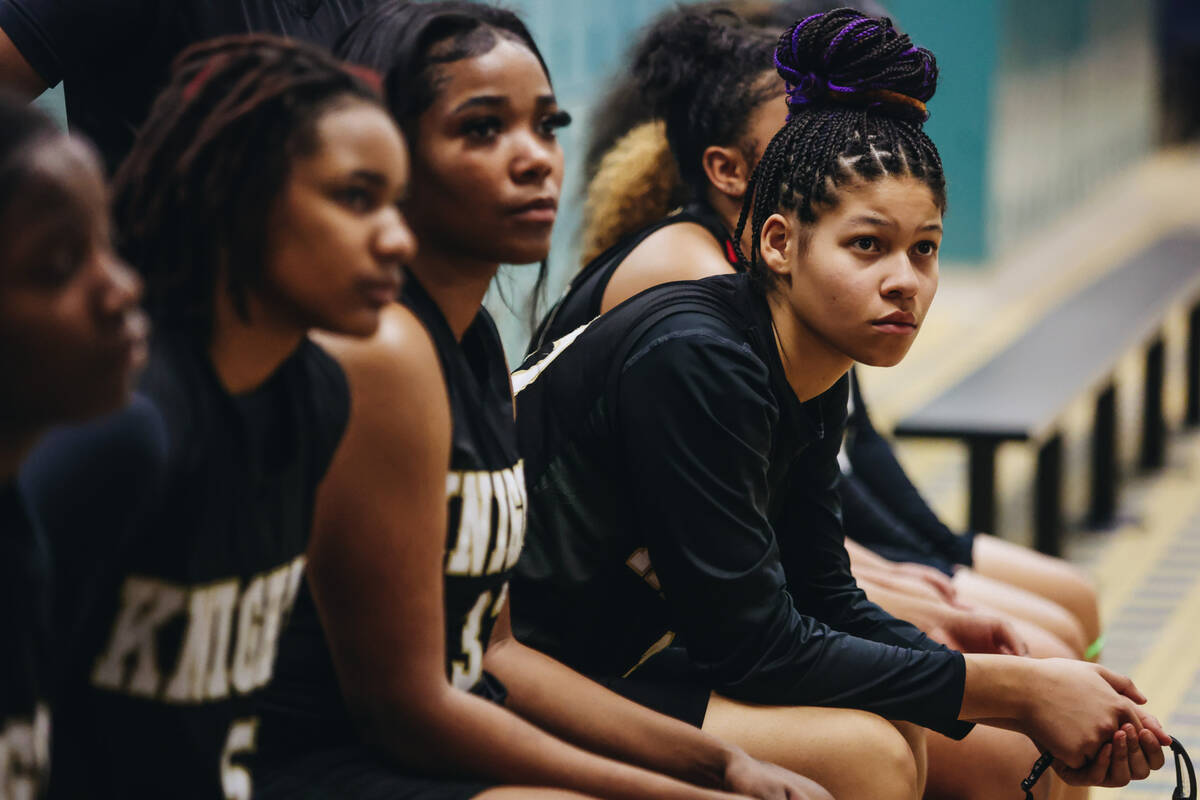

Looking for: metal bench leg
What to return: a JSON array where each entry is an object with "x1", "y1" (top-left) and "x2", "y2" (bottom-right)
[
  {"x1": 1141, "y1": 336, "x2": 1166, "y2": 470},
  {"x1": 967, "y1": 439, "x2": 998, "y2": 534},
  {"x1": 1089, "y1": 383, "x2": 1118, "y2": 527},
  {"x1": 1035, "y1": 434, "x2": 1064, "y2": 556},
  {"x1": 1188, "y1": 302, "x2": 1200, "y2": 428}
]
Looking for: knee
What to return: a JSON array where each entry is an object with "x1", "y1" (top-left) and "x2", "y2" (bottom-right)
[
  {"x1": 1030, "y1": 627, "x2": 1082, "y2": 660},
  {"x1": 965, "y1": 731, "x2": 1044, "y2": 800},
  {"x1": 1040, "y1": 611, "x2": 1089, "y2": 660},
  {"x1": 851, "y1": 715, "x2": 922, "y2": 800},
  {"x1": 1055, "y1": 568, "x2": 1101, "y2": 644},
  {"x1": 1022, "y1": 592, "x2": 1090, "y2": 658}
]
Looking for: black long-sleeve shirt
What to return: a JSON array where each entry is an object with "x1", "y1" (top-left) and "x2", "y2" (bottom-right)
[
  {"x1": 841, "y1": 370, "x2": 975, "y2": 571},
  {"x1": 511, "y1": 273, "x2": 973, "y2": 738},
  {"x1": 0, "y1": 0, "x2": 369, "y2": 172}
]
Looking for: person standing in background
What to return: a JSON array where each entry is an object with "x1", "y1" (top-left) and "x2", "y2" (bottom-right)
[{"x1": 0, "y1": 0, "x2": 373, "y2": 171}]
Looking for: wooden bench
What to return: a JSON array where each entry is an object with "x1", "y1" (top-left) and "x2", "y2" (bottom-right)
[{"x1": 893, "y1": 232, "x2": 1200, "y2": 556}]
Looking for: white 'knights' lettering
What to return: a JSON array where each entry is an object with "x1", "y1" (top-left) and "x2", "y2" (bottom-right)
[
  {"x1": 0, "y1": 705, "x2": 50, "y2": 800},
  {"x1": 445, "y1": 461, "x2": 526, "y2": 577},
  {"x1": 90, "y1": 556, "x2": 306, "y2": 704}
]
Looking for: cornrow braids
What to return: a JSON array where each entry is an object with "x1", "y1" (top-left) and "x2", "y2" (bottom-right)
[
  {"x1": 734, "y1": 10, "x2": 945, "y2": 292},
  {"x1": 112, "y1": 34, "x2": 383, "y2": 342}
]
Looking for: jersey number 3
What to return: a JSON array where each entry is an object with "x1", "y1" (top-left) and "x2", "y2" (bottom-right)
[{"x1": 450, "y1": 586, "x2": 507, "y2": 690}]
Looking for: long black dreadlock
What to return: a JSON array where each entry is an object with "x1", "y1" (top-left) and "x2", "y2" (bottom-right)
[
  {"x1": 113, "y1": 34, "x2": 384, "y2": 342},
  {"x1": 734, "y1": 9, "x2": 946, "y2": 291}
]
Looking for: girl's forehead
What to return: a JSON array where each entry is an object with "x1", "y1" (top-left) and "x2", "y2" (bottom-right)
[{"x1": 427, "y1": 38, "x2": 550, "y2": 109}]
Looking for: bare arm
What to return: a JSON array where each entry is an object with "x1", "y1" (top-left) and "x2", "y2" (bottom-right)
[
  {"x1": 0, "y1": 27, "x2": 47, "y2": 97},
  {"x1": 306, "y1": 309, "x2": 744, "y2": 800},
  {"x1": 857, "y1": 579, "x2": 1025, "y2": 655},
  {"x1": 600, "y1": 222, "x2": 735, "y2": 314},
  {"x1": 959, "y1": 655, "x2": 1168, "y2": 772}
]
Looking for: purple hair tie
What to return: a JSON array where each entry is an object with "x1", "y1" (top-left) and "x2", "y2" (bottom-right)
[
  {"x1": 780, "y1": 68, "x2": 823, "y2": 118},
  {"x1": 824, "y1": 17, "x2": 870, "y2": 64},
  {"x1": 789, "y1": 11, "x2": 824, "y2": 61}
]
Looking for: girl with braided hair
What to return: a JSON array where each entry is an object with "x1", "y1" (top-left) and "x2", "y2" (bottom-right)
[
  {"x1": 511, "y1": 9, "x2": 1171, "y2": 800},
  {"x1": 0, "y1": 93, "x2": 146, "y2": 799},
  {"x1": 565, "y1": 0, "x2": 1102, "y2": 683},
  {"x1": 253, "y1": 4, "x2": 828, "y2": 799},
  {"x1": 18, "y1": 34, "x2": 414, "y2": 799}
]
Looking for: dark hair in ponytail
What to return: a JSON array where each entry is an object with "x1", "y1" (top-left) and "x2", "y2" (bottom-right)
[
  {"x1": 580, "y1": 0, "x2": 892, "y2": 187},
  {"x1": 113, "y1": 34, "x2": 384, "y2": 341},
  {"x1": 578, "y1": 9, "x2": 777, "y2": 262},
  {"x1": 735, "y1": 9, "x2": 945, "y2": 291},
  {"x1": 335, "y1": 1, "x2": 550, "y2": 139},
  {"x1": 632, "y1": 9, "x2": 779, "y2": 203}
]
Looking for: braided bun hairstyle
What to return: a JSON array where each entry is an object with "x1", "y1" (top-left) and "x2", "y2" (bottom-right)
[
  {"x1": 113, "y1": 34, "x2": 384, "y2": 340},
  {"x1": 735, "y1": 9, "x2": 945, "y2": 288}
]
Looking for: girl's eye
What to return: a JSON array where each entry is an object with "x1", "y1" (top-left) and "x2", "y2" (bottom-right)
[
  {"x1": 35, "y1": 244, "x2": 85, "y2": 287},
  {"x1": 461, "y1": 117, "x2": 502, "y2": 141},
  {"x1": 538, "y1": 109, "x2": 572, "y2": 138},
  {"x1": 850, "y1": 236, "x2": 880, "y2": 253},
  {"x1": 337, "y1": 186, "x2": 375, "y2": 212},
  {"x1": 913, "y1": 240, "x2": 939, "y2": 257}
]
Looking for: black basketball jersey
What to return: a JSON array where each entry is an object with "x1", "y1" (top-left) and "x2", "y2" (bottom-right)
[
  {"x1": 0, "y1": 481, "x2": 51, "y2": 799},
  {"x1": 20, "y1": 334, "x2": 349, "y2": 799},
  {"x1": 404, "y1": 277, "x2": 525, "y2": 690},
  {"x1": 528, "y1": 202, "x2": 735, "y2": 354},
  {"x1": 260, "y1": 275, "x2": 524, "y2": 762},
  {"x1": 511, "y1": 272, "x2": 973, "y2": 739}
]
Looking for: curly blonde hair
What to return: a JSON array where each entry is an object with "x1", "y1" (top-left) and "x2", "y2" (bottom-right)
[{"x1": 578, "y1": 120, "x2": 684, "y2": 266}]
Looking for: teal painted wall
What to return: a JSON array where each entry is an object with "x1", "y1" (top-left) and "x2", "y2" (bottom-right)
[
  {"x1": 887, "y1": 0, "x2": 1000, "y2": 264},
  {"x1": 27, "y1": 0, "x2": 1159, "y2": 354}
]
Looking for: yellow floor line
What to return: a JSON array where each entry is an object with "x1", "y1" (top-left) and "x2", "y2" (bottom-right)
[
  {"x1": 1092, "y1": 571, "x2": 1200, "y2": 800},
  {"x1": 1089, "y1": 444, "x2": 1200, "y2": 621}
]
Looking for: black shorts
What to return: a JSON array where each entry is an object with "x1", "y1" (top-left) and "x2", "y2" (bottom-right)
[
  {"x1": 255, "y1": 745, "x2": 492, "y2": 800},
  {"x1": 254, "y1": 673, "x2": 507, "y2": 799},
  {"x1": 592, "y1": 647, "x2": 712, "y2": 728}
]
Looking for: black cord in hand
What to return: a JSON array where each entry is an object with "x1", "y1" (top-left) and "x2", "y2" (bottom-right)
[{"x1": 1020, "y1": 737, "x2": 1193, "y2": 799}]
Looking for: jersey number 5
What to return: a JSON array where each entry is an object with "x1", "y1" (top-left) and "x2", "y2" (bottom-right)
[{"x1": 221, "y1": 718, "x2": 258, "y2": 800}]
